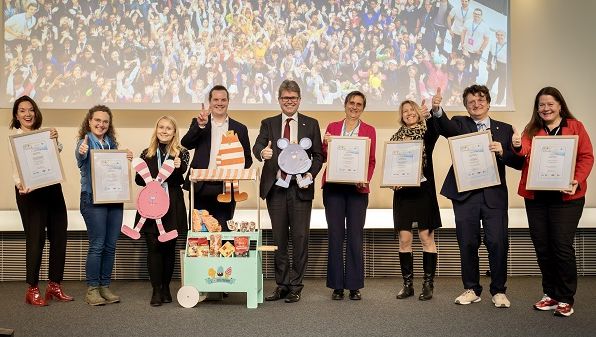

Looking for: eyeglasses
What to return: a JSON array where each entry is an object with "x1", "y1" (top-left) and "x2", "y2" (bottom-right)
[{"x1": 279, "y1": 96, "x2": 300, "y2": 102}]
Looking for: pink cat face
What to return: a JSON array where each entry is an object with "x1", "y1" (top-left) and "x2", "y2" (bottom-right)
[{"x1": 137, "y1": 181, "x2": 170, "y2": 218}]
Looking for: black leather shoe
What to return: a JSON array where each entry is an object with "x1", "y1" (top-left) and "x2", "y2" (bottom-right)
[
  {"x1": 349, "y1": 290, "x2": 361, "y2": 300},
  {"x1": 284, "y1": 291, "x2": 301, "y2": 303},
  {"x1": 332, "y1": 289, "x2": 344, "y2": 300},
  {"x1": 265, "y1": 287, "x2": 289, "y2": 301}
]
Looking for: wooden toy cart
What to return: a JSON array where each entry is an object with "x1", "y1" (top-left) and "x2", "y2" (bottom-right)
[{"x1": 177, "y1": 168, "x2": 265, "y2": 309}]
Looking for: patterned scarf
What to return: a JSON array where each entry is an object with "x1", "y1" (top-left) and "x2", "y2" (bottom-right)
[{"x1": 390, "y1": 123, "x2": 428, "y2": 169}]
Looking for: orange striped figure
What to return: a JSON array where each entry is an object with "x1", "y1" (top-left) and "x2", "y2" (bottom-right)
[{"x1": 216, "y1": 130, "x2": 248, "y2": 203}]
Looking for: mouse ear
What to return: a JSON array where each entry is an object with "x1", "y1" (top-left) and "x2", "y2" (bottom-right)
[
  {"x1": 277, "y1": 138, "x2": 290, "y2": 149},
  {"x1": 299, "y1": 137, "x2": 312, "y2": 150}
]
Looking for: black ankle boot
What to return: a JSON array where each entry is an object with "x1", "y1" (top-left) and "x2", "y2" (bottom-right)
[
  {"x1": 396, "y1": 252, "x2": 414, "y2": 299},
  {"x1": 161, "y1": 284, "x2": 172, "y2": 303},
  {"x1": 419, "y1": 252, "x2": 437, "y2": 301},
  {"x1": 151, "y1": 286, "x2": 163, "y2": 307}
]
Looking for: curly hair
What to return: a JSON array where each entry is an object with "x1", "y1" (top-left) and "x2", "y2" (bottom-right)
[{"x1": 77, "y1": 105, "x2": 119, "y2": 147}]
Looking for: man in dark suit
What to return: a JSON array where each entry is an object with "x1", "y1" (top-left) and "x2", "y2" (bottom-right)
[
  {"x1": 181, "y1": 85, "x2": 252, "y2": 229},
  {"x1": 431, "y1": 85, "x2": 523, "y2": 308},
  {"x1": 252, "y1": 80, "x2": 324, "y2": 303}
]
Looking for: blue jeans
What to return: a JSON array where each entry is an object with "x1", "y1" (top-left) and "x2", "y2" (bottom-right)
[{"x1": 80, "y1": 192, "x2": 123, "y2": 287}]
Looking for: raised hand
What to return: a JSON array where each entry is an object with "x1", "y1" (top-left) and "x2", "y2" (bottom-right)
[
  {"x1": 49, "y1": 128, "x2": 59, "y2": 140},
  {"x1": 431, "y1": 87, "x2": 442, "y2": 112},
  {"x1": 420, "y1": 99, "x2": 430, "y2": 119},
  {"x1": 261, "y1": 140, "x2": 273, "y2": 160},
  {"x1": 197, "y1": 102, "x2": 209, "y2": 127},
  {"x1": 562, "y1": 180, "x2": 578, "y2": 195},
  {"x1": 78, "y1": 135, "x2": 89, "y2": 155},
  {"x1": 512, "y1": 126, "x2": 522, "y2": 148},
  {"x1": 489, "y1": 141, "x2": 503, "y2": 157},
  {"x1": 323, "y1": 132, "x2": 332, "y2": 144},
  {"x1": 126, "y1": 149, "x2": 133, "y2": 161}
]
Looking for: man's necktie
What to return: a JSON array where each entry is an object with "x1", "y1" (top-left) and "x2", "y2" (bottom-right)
[{"x1": 281, "y1": 118, "x2": 292, "y2": 180}]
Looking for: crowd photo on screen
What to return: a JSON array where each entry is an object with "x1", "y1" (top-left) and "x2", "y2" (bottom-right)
[{"x1": 3, "y1": 0, "x2": 508, "y2": 109}]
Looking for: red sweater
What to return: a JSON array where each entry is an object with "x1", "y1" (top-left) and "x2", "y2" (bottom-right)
[
  {"x1": 515, "y1": 118, "x2": 594, "y2": 200},
  {"x1": 321, "y1": 119, "x2": 376, "y2": 193}
]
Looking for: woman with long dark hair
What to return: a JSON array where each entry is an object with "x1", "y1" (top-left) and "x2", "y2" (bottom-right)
[{"x1": 513, "y1": 87, "x2": 593, "y2": 317}]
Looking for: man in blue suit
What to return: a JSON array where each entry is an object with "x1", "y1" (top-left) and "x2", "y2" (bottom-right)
[{"x1": 431, "y1": 85, "x2": 523, "y2": 308}]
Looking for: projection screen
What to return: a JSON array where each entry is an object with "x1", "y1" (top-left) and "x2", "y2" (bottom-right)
[{"x1": 2, "y1": 0, "x2": 510, "y2": 111}]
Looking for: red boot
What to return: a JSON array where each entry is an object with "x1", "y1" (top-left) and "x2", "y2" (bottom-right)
[
  {"x1": 45, "y1": 281, "x2": 74, "y2": 302},
  {"x1": 25, "y1": 285, "x2": 48, "y2": 306}
]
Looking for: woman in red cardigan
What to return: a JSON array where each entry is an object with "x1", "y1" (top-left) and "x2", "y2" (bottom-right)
[
  {"x1": 322, "y1": 91, "x2": 376, "y2": 301},
  {"x1": 513, "y1": 87, "x2": 593, "y2": 317}
]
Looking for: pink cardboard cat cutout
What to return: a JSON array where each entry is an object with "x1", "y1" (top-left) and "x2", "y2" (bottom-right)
[{"x1": 121, "y1": 158, "x2": 178, "y2": 242}]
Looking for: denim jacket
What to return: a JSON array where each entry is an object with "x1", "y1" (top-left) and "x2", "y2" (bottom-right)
[{"x1": 75, "y1": 132, "x2": 117, "y2": 193}]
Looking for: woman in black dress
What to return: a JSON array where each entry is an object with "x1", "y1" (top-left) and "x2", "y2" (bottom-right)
[
  {"x1": 134, "y1": 116, "x2": 189, "y2": 306},
  {"x1": 391, "y1": 100, "x2": 442, "y2": 301}
]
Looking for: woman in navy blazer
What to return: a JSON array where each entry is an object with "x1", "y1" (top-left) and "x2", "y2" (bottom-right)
[{"x1": 322, "y1": 91, "x2": 376, "y2": 300}]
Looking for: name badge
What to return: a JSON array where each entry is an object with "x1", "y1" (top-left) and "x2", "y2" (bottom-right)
[{"x1": 468, "y1": 38, "x2": 475, "y2": 45}]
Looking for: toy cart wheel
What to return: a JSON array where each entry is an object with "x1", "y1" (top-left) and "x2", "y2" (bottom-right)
[{"x1": 177, "y1": 286, "x2": 200, "y2": 308}]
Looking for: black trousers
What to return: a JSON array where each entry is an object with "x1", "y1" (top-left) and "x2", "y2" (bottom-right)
[
  {"x1": 15, "y1": 184, "x2": 68, "y2": 285},
  {"x1": 525, "y1": 196, "x2": 585, "y2": 305},
  {"x1": 452, "y1": 191, "x2": 509, "y2": 296},
  {"x1": 323, "y1": 184, "x2": 368, "y2": 291},
  {"x1": 266, "y1": 183, "x2": 312, "y2": 293},
  {"x1": 144, "y1": 232, "x2": 177, "y2": 288}
]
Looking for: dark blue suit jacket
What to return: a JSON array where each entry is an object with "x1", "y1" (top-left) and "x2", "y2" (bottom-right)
[
  {"x1": 435, "y1": 112, "x2": 524, "y2": 209},
  {"x1": 181, "y1": 117, "x2": 252, "y2": 192}
]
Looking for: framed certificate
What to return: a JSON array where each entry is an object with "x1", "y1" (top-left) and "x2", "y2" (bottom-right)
[
  {"x1": 91, "y1": 149, "x2": 132, "y2": 204},
  {"x1": 326, "y1": 136, "x2": 371, "y2": 184},
  {"x1": 380, "y1": 140, "x2": 423, "y2": 187},
  {"x1": 526, "y1": 135, "x2": 578, "y2": 190},
  {"x1": 448, "y1": 131, "x2": 500, "y2": 192},
  {"x1": 9, "y1": 128, "x2": 65, "y2": 190}
]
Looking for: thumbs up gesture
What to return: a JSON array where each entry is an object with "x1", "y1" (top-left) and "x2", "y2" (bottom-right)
[
  {"x1": 78, "y1": 135, "x2": 89, "y2": 155},
  {"x1": 512, "y1": 126, "x2": 522, "y2": 148},
  {"x1": 420, "y1": 99, "x2": 430, "y2": 119},
  {"x1": 173, "y1": 155, "x2": 181, "y2": 168},
  {"x1": 261, "y1": 140, "x2": 273, "y2": 160},
  {"x1": 197, "y1": 102, "x2": 209, "y2": 127},
  {"x1": 431, "y1": 87, "x2": 442, "y2": 111}
]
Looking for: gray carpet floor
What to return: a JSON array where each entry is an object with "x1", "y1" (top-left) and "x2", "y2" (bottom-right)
[{"x1": 1, "y1": 277, "x2": 595, "y2": 337}]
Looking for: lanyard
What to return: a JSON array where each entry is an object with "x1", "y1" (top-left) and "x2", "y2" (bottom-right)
[
  {"x1": 494, "y1": 42, "x2": 506, "y2": 57},
  {"x1": 342, "y1": 120, "x2": 360, "y2": 137},
  {"x1": 470, "y1": 21, "x2": 481, "y2": 38},
  {"x1": 157, "y1": 147, "x2": 170, "y2": 193},
  {"x1": 461, "y1": 7, "x2": 469, "y2": 22}
]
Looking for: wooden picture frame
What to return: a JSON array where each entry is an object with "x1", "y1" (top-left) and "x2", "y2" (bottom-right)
[
  {"x1": 380, "y1": 140, "x2": 424, "y2": 187},
  {"x1": 326, "y1": 136, "x2": 371, "y2": 184},
  {"x1": 90, "y1": 149, "x2": 132, "y2": 203},
  {"x1": 9, "y1": 128, "x2": 65, "y2": 190},
  {"x1": 526, "y1": 135, "x2": 578, "y2": 191},
  {"x1": 448, "y1": 131, "x2": 501, "y2": 192}
]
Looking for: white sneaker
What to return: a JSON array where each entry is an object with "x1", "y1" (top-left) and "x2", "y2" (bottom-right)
[
  {"x1": 492, "y1": 293, "x2": 511, "y2": 308},
  {"x1": 455, "y1": 289, "x2": 481, "y2": 305}
]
